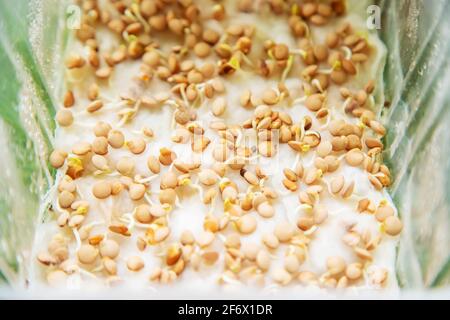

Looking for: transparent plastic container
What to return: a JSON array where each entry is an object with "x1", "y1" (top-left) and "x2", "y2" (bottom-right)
[{"x1": 0, "y1": 0, "x2": 449, "y2": 297}]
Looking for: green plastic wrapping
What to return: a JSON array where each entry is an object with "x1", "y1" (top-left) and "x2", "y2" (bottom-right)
[
  {"x1": 377, "y1": 0, "x2": 450, "y2": 288},
  {"x1": 0, "y1": 0, "x2": 449, "y2": 293},
  {"x1": 0, "y1": 0, "x2": 69, "y2": 286}
]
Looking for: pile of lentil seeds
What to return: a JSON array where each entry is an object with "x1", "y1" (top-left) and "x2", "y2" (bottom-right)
[{"x1": 38, "y1": 0, "x2": 403, "y2": 293}]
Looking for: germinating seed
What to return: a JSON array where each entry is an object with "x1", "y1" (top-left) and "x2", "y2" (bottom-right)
[{"x1": 77, "y1": 244, "x2": 98, "y2": 264}]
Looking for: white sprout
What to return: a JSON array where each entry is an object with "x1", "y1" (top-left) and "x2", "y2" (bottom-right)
[
  {"x1": 291, "y1": 153, "x2": 301, "y2": 171},
  {"x1": 281, "y1": 55, "x2": 294, "y2": 83},
  {"x1": 175, "y1": 195, "x2": 183, "y2": 208},
  {"x1": 295, "y1": 204, "x2": 314, "y2": 214},
  {"x1": 217, "y1": 234, "x2": 226, "y2": 242},
  {"x1": 318, "y1": 111, "x2": 332, "y2": 130},
  {"x1": 78, "y1": 267, "x2": 99, "y2": 279},
  {"x1": 341, "y1": 46, "x2": 352, "y2": 60},
  {"x1": 304, "y1": 225, "x2": 318, "y2": 236},
  {"x1": 73, "y1": 228, "x2": 82, "y2": 251},
  {"x1": 369, "y1": 95, "x2": 375, "y2": 108},
  {"x1": 292, "y1": 95, "x2": 308, "y2": 105},
  {"x1": 136, "y1": 174, "x2": 159, "y2": 184},
  {"x1": 221, "y1": 274, "x2": 242, "y2": 286},
  {"x1": 341, "y1": 97, "x2": 353, "y2": 111},
  {"x1": 207, "y1": 196, "x2": 217, "y2": 216},
  {"x1": 130, "y1": 4, "x2": 150, "y2": 33},
  {"x1": 311, "y1": 79, "x2": 324, "y2": 93},
  {"x1": 144, "y1": 193, "x2": 154, "y2": 206},
  {"x1": 189, "y1": 179, "x2": 205, "y2": 202}
]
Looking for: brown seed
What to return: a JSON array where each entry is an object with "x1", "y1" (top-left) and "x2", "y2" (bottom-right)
[
  {"x1": 196, "y1": 231, "x2": 215, "y2": 248},
  {"x1": 103, "y1": 257, "x2": 117, "y2": 275},
  {"x1": 314, "y1": 206, "x2": 328, "y2": 224},
  {"x1": 56, "y1": 109, "x2": 74, "y2": 127},
  {"x1": 297, "y1": 216, "x2": 314, "y2": 231},
  {"x1": 166, "y1": 244, "x2": 182, "y2": 266},
  {"x1": 133, "y1": 204, "x2": 152, "y2": 224},
  {"x1": 283, "y1": 179, "x2": 298, "y2": 192},
  {"x1": 180, "y1": 230, "x2": 195, "y2": 246},
  {"x1": 305, "y1": 94, "x2": 323, "y2": 111},
  {"x1": 313, "y1": 45, "x2": 328, "y2": 62},
  {"x1": 100, "y1": 239, "x2": 120, "y2": 259},
  {"x1": 375, "y1": 205, "x2": 394, "y2": 222},
  {"x1": 127, "y1": 137, "x2": 146, "y2": 154},
  {"x1": 256, "y1": 250, "x2": 270, "y2": 271},
  {"x1": 160, "y1": 171, "x2": 178, "y2": 189},
  {"x1": 331, "y1": 136, "x2": 347, "y2": 151},
  {"x1": 257, "y1": 201, "x2": 275, "y2": 218},
  {"x1": 94, "y1": 121, "x2": 111, "y2": 138},
  {"x1": 72, "y1": 141, "x2": 91, "y2": 155},
  {"x1": 147, "y1": 156, "x2": 160, "y2": 174},
  {"x1": 330, "y1": 70, "x2": 347, "y2": 84},
  {"x1": 369, "y1": 175, "x2": 383, "y2": 190},
  {"x1": 254, "y1": 105, "x2": 271, "y2": 119},
  {"x1": 273, "y1": 44, "x2": 289, "y2": 60},
  {"x1": 127, "y1": 256, "x2": 145, "y2": 271},
  {"x1": 92, "y1": 181, "x2": 111, "y2": 199},
  {"x1": 129, "y1": 183, "x2": 146, "y2": 201},
  {"x1": 285, "y1": 255, "x2": 300, "y2": 274},
  {"x1": 65, "y1": 54, "x2": 85, "y2": 69},
  {"x1": 202, "y1": 251, "x2": 219, "y2": 265},
  {"x1": 237, "y1": 215, "x2": 257, "y2": 234},
  {"x1": 261, "y1": 89, "x2": 277, "y2": 105},
  {"x1": 304, "y1": 167, "x2": 321, "y2": 185},
  {"x1": 354, "y1": 247, "x2": 373, "y2": 261},
  {"x1": 345, "y1": 149, "x2": 364, "y2": 166},
  {"x1": 198, "y1": 169, "x2": 218, "y2": 186},
  {"x1": 326, "y1": 256, "x2": 346, "y2": 275},
  {"x1": 194, "y1": 42, "x2": 211, "y2": 58},
  {"x1": 341, "y1": 180, "x2": 355, "y2": 198},
  {"x1": 302, "y1": 2, "x2": 317, "y2": 17},
  {"x1": 262, "y1": 233, "x2": 279, "y2": 249},
  {"x1": 370, "y1": 120, "x2": 386, "y2": 136},
  {"x1": 92, "y1": 137, "x2": 108, "y2": 155},
  {"x1": 49, "y1": 149, "x2": 67, "y2": 168},
  {"x1": 212, "y1": 97, "x2": 227, "y2": 116},
  {"x1": 77, "y1": 244, "x2": 98, "y2": 264},
  {"x1": 240, "y1": 89, "x2": 252, "y2": 107},
  {"x1": 346, "y1": 263, "x2": 363, "y2": 280},
  {"x1": 342, "y1": 59, "x2": 356, "y2": 75},
  {"x1": 273, "y1": 267, "x2": 292, "y2": 285},
  {"x1": 116, "y1": 157, "x2": 134, "y2": 176},
  {"x1": 63, "y1": 90, "x2": 75, "y2": 108},
  {"x1": 330, "y1": 175, "x2": 344, "y2": 194},
  {"x1": 240, "y1": 169, "x2": 259, "y2": 186},
  {"x1": 222, "y1": 234, "x2": 239, "y2": 250},
  {"x1": 58, "y1": 190, "x2": 75, "y2": 208},
  {"x1": 317, "y1": 141, "x2": 332, "y2": 157},
  {"x1": 365, "y1": 137, "x2": 383, "y2": 149},
  {"x1": 87, "y1": 100, "x2": 103, "y2": 113},
  {"x1": 326, "y1": 32, "x2": 339, "y2": 48},
  {"x1": 108, "y1": 130, "x2": 125, "y2": 148},
  {"x1": 274, "y1": 221, "x2": 294, "y2": 242},
  {"x1": 159, "y1": 188, "x2": 176, "y2": 204},
  {"x1": 95, "y1": 67, "x2": 112, "y2": 79},
  {"x1": 324, "y1": 155, "x2": 340, "y2": 172},
  {"x1": 384, "y1": 216, "x2": 403, "y2": 236}
]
